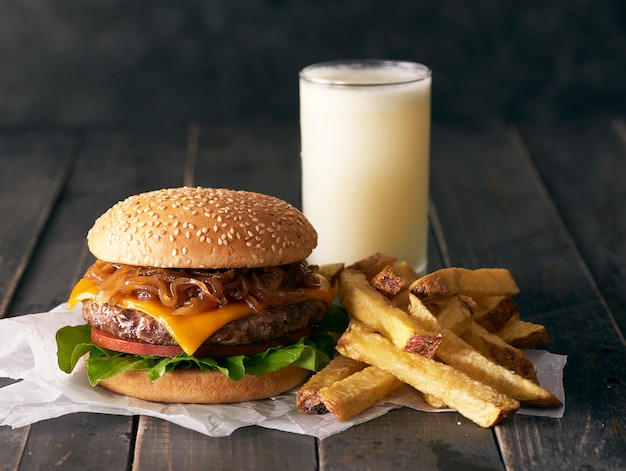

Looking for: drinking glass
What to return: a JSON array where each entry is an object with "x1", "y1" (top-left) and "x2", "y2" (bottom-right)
[{"x1": 300, "y1": 59, "x2": 432, "y2": 273}]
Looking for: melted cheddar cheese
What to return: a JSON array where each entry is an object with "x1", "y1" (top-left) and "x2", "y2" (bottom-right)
[{"x1": 67, "y1": 276, "x2": 332, "y2": 355}]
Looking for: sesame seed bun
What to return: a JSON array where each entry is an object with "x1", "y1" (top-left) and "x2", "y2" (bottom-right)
[{"x1": 87, "y1": 187, "x2": 318, "y2": 268}]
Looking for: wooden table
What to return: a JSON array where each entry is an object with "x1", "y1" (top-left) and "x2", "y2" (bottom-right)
[{"x1": 1, "y1": 118, "x2": 624, "y2": 470}]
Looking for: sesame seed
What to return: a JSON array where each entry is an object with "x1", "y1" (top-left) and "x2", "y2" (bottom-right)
[{"x1": 90, "y1": 186, "x2": 316, "y2": 268}]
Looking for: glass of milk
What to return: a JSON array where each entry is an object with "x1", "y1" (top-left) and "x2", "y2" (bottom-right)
[{"x1": 299, "y1": 59, "x2": 432, "y2": 273}]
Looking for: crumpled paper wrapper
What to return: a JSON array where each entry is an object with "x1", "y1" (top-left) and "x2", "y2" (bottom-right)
[{"x1": 0, "y1": 305, "x2": 567, "y2": 439}]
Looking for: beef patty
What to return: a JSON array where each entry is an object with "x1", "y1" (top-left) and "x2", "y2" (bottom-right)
[{"x1": 82, "y1": 299, "x2": 327, "y2": 346}]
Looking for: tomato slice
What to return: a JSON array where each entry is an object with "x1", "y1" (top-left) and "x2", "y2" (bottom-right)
[{"x1": 90, "y1": 326, "x2": 311, "y2": 359}]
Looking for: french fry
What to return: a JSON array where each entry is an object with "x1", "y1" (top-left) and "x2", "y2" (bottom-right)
[
  {"x1": 471, "y1": 295, "x2": 507, "y2": 317},
  {"x1": 473, "y1": 296, "x2": 519, "y2": 332},
  {"x1": 301, "y1": 256, "x2": 559, "y2": 427},
  {"x1": 392, "y1": 260, "x2": 420, "y2": 284},
  {"x1": 371, "y1": 265, "x2": 407, "y2": 298},
  {"x1": 347, "y1": 252, "x2": 398, "y2": 281},
  {"x1": 315, "y1": 262, "x2": 345, "y2": 297},
  {"x1": 495, "y1": 316, "x2": 549, "y2": 348},
  {"x1": 421, "y1": 392, "x2": 448, "y2": 409},
  {"x1": 410, "y1": 267, "x2": 520, "y2": 302},
  {"x1": 339, "y1": 268, "x2": 442, "y2": 357},
  {"x1": 391, "y1": 288, "x2": 412, "y2": 312},
  {"x1": 425, "y1": 295, "x2": 474, "y2": 336},
  {"x1": 336, "y1": 321, "x2": 520, "y2": 428},
  {"x1": 404, "y1": 333, "x2": 443, "y2": 358},
  {"x1": 318, "y1": 366, "x2": 403, "y2": 421},
  {"x1": 389, "y1": 260, "x2": 419, "y2": 311},
  {"x1": 429, "y1": 293, "x2": 538, "y2": 382},
  {"x1": 408, "y1": 294, "x2": 561, "y2": 408},
  {"x1": 297, "y1": 355, "x2": 367, "y2": 414},
  {"x1": 461, "y1": 322, "x2": 538, "y2": 383}
]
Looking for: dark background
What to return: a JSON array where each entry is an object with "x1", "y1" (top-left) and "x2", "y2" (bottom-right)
[{"x1": 1, "y1": 0, "x2": 624, "y2": 128}]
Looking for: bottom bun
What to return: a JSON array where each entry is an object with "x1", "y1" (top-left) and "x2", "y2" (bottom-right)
[{"x1": 98, "y1": 365, "x2": 310, "y2": 403}]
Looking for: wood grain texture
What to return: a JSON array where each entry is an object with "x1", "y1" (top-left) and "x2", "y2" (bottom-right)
[
  {"x1": 0, "y1": 378, "x2": 29, "y2": 471},
  {"x1": 429, "y1": 122, "x2": 626, "y2": 470},
  {"x1": 1, "y1": 119, "x2": 624, "y2": 470},
  {"x1": 0, "y1": 131, "x2": 78, "y2": 318},
  {"x1": 191, "y1": 122, "x2": 302, "y2": 208},
  {"x1": 320, "y1": 408, "x2": 504, "y2": 471},
  {"x1": 133, "y1": 123, "x2": 487, "y2": 471},
  {"x1": 134, "y1": 416, "x2": 318, "y2": 471},
  {"x1": 2, "y1": 128, "x2": 188, "y2": 470},
  {"x1": 16, "y1": 413, "x2": 134, "y2": 471},
  {"x1": 517, "y1": 118, "x2": 626, "y2": 339},
  {"x1": 6, "y1": 128, "x2": 189, "y2": 316}
]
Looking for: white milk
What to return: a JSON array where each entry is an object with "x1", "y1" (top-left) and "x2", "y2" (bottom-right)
[{"x1": 300, "y1": 61, "x2": 431, "y2": 272}]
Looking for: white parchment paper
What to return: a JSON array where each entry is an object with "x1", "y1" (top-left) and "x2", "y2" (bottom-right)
[{"x1": 0, "y1": 305, "x2": 567, "y2": 439}]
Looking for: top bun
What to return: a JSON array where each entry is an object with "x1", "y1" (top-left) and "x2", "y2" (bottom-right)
[{"x1": 87, "y1": 187, "x2": 317, "y2": 268}]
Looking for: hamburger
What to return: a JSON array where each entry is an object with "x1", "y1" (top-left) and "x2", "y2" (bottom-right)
[{"x1": 56, "y1": 187, "x2": 341, "y2": 403}]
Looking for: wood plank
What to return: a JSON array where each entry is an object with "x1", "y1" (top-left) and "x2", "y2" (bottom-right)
[
  {"x1": 516, "y1": 118, "x2": 626, "y2": 338},
  {"x1": 13, "y1": 121, "x2": 623, "y2": 470},
  {"x1": 131, "y1": 122, "x2": 317, "y2": 470},
  {"x1": 0, "y1": 378, "x2": 29, "y2": 471},
  {"x1": 428, "y1": 121, "x2": 626, "y2": 470},
  {"x1": 0, "y1": 131, "x2": 77, "y2": 471},
  {"x1": 320, "y1": 408, "x2": 504, "y2": 471},
  {"x1": 166, "y1": 122, "x2": 503, "y2": 471},
  {"x1": 16, "y1": 413, "x2": 135, "y2": 470},
  {"x1": 6, "y1": 127, "x2": 190, "y2": 316},
  {"x1": 4, "y1": 127, "x2": 189, "y2": 470},
  {"x1": 191, "y1": 122, "x2": 302, "y2": 207},
  {"x1": 133, "y1": 418, "x2": 318, "y2": 471},
  {"x1": 315, "y1": 136, "x2": 501, "y2": 471},
  {"x1": 0, "y1": 131, "x2": 78, "y2": 318}
]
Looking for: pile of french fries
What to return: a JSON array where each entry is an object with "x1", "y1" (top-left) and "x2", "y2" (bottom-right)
[{"x1": 298, "y1": 254, "x2": 561, "y2": 428}]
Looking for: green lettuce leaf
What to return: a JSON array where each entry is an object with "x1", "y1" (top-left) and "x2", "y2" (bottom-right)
[{"x1": 56, "y1": 305, "x2": 348, "y2": 387}]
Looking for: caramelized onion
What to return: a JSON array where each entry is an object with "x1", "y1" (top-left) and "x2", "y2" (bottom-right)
[{"x1": 83, "y1": 260, "x2": 321, "y2": 315}]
